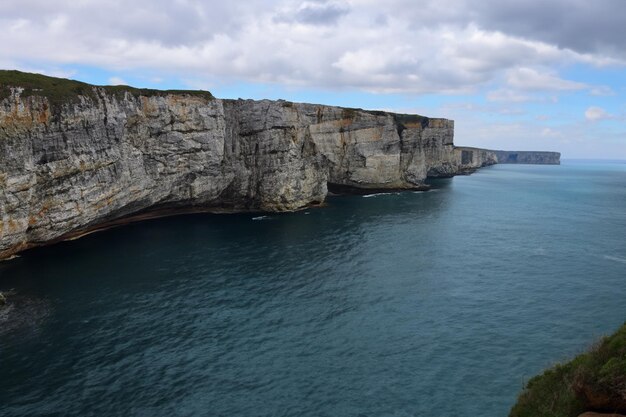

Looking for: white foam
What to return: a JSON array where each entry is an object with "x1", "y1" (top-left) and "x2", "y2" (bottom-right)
[
  {"x1": 252, "y1": 216, "x2": 270, "y2": 221},
  {"x1": 0, "y1": 254, "x2": 20, "y2": 262},
  {"x1": 604, "y1": 255, "x2": 626, "y2": 264}
]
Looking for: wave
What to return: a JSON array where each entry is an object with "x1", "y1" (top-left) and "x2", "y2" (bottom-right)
[
  {"x1": 362, "y1": 193, "x2": 393, "y2": 198},
  {"x1": 604, "y1": 255, "x2": 626, "y2": 264}
]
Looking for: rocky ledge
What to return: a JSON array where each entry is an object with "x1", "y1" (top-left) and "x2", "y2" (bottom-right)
[{"x1": 0, "y1": 70, "x2": 558, "y2": 260}]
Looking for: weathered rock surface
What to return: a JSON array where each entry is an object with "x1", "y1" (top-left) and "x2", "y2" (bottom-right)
[
  {"x1": 453, "y1": 147, "x2": 498, "y2": 174},
  {"x1": 494, "y1": 150, "x2": 561, "y2": 164},
  {"x1": 0, "y1": 71, "x2": 554, "y2": 259}
]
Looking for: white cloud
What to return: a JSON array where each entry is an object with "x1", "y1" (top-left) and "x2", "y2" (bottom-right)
[
  {"x1": 590, "y1": 85, "x2": 616, "y2": 96},
  {"x1": 585, "y1": 106, "x2": 614, "y2": 121},
  {"x1": 108, "y1": 76, "x2": 127, "y2": 85},
  {"x1": 486, "y1": 89, "x2": 533, "y2": 102},
  {"x1": 541, "y1": 127, "x2": 564, "y2": 138},
  {"x1": 506, "y1": 67, "x2": 587, "y2": 91}
]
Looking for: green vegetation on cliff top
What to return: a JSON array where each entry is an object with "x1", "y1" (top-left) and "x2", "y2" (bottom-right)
[
  {"x1": 510, "y1": 322, "x2": 626, "y2": 417},
  {"x1": 339, "y1": 107, "x2": 429, "y2": 127},
  {"x1": 0, "y1": 70, "x2": 214, "y2": 108}
]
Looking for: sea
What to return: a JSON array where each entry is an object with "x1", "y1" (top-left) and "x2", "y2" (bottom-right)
[{"x1": 1, "y1": 160, "x2": 625, "y2": 417}]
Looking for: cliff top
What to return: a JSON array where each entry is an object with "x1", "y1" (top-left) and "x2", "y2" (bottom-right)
[
  {"x1": 0, "y1": 70, "x2": 434, "y2": 126},
  {"x1": 0, "y1": 70, "x2": 214, "y2": 108}
]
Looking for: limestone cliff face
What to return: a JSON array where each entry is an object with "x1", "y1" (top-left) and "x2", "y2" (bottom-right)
[
  {"x1": 0, "y1": 76, "x2": 467, "y2": 259},
  {"x1": 454, "y1": 147, "x2": 498, "y2": 174},
  {"x1": 494, "y1": 150, "x2": 561, "y2": 165},
  {"x1": 0, "y1": 71, "x2": 562, "y2": 259}
]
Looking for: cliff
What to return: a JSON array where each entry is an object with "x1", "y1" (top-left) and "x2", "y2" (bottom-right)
[
  {"x1": 0, "y1": 70, "x2": 544, "y2": 260},
  {"x1": 494, "y1": 150, "x2": 561, "y2": 165},
  {"x1": 454, "y1": 147, "x2": 499, "y2": 174}
]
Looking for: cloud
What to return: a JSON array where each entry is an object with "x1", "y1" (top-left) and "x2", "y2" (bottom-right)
[
  {"x1": 585, "y1": 106, "x2": 614, "y2": 121},
  {"x1": 506, "y1": 67, "x2": 587, "y2": 91},
  {"x1": 486, "y1": 89, "x2": 533, "y2": 102},
  {"x1": 0, "y1": 0, "x2": 624, "y2": 96},
  {"x1": 436, "y1": 101, "x2": 526, "y2": 117},
  {"x1": 293, "y1": 1, "x2": 350, "y2": 25},
  {"x1": 467, "y1": 0, "x2": 626, "y2": 60},
  {"x1": 540, "y1": 127, "x2": 564, "y2": 138},
  {"x1": 590, "y1": 85, "x2": 616, "y2": 96},
  {"x1": 108, "y1": 76, "x2": 127, "y2": 85}
]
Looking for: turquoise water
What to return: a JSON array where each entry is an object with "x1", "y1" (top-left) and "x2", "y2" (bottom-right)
[{"x1": 1, "y1": 161, "x2": 625, "y2": 417}]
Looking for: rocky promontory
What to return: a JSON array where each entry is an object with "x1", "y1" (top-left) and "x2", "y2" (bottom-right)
[{"x1": 0, "y1": 70, "x2": 556, "y2": 259}]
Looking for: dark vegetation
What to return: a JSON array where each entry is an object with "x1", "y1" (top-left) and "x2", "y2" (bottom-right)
[
  {"x1": 0, "y1": 70, "x2": 214, "y2": 109},
  {"x1": 339, "y1": 106, "x2": 429, "y2": 126},
  {"x1": 510, "y1": 322, "x2": 626, "y2": 417},
  {"x1": 393, "y1": 113, "x2": 429, "y2": 128},
  {"x1": 337, "y1": 106, "x2": 429, "y2": 138}
]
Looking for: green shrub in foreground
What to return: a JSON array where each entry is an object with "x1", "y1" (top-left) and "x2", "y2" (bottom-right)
[{"x1": 510, "y1": 322, "x2": 626, "y2": 417}]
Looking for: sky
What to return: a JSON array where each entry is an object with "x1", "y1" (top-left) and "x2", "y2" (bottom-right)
[{"x1": 1, "y1": 0, "x2": 625, "y2": 159}]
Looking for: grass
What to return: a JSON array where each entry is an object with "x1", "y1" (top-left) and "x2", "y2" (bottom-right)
[
  {"x1": 0, "y1": 70, "x2": 214, "y2": 110},
  {"x1": 509, "y1": 322, "x2": 626, "y2": 417},
  {"x1": 336, "y1": 107, "x2": 429, "y2": 138},
  {"x1": 393, "y1": 113, "x2": 429, "y2": 128},
  {"x1": 337, "y1": 106, "x2": 430, "y2": 139}
]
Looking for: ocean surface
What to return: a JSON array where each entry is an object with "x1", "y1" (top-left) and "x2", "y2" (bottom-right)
[{"x1": 1, "y1": 161, "x2": 625, "y2": 417}]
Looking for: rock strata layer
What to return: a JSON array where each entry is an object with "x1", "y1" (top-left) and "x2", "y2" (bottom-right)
[{"x1": 0, "y1": 71, "x2": 557, "y2": 259}]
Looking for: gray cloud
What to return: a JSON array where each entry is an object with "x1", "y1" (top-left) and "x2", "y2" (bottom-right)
[
  {"x1": 388, "y1": 0, "x2": 626, "y2": 59},
  {"x1": 470, "y1": 0, "x2": 626, "y2": 58},
  {"x1": 294, "y1": 1, "x2": 350, "y2": 25},
  {"x1": 273, "y1": 0, "x2": 350, "y2": 26}
]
